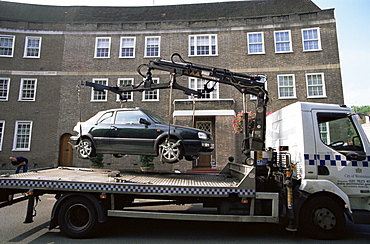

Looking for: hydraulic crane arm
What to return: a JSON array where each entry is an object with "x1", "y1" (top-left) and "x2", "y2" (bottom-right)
[{"x1": 80, "y1": 53, "x2": 269, "y2": 155}]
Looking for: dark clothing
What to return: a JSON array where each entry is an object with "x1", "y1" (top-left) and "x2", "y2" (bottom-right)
[{"x1": 12, "y1": 156, "x2": 28, "y2": 173}]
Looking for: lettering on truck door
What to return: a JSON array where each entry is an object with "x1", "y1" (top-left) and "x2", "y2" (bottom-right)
[{"x1": 311, "y1": 111, "x2": 370, "y2": 196}]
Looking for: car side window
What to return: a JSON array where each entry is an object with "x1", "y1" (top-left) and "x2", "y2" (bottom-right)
[
  {"x1": 97, "y1": 112, "x2": 114, "y2": 124},
  {"x1": 115, "y1": 111, "x2": 144, "y2": 125}
]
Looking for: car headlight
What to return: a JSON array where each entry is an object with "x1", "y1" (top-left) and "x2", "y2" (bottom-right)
[{"x1": 198, "y1": 132, "x2": 207, "y2": 140}]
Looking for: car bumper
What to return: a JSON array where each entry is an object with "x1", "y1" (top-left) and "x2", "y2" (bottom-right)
[
  {"x1": 70, "y1": 136, "x2": 79, "y2": 145},
  {"x1": 182, "y1": 139, "x2": 214, "y2": 155}
]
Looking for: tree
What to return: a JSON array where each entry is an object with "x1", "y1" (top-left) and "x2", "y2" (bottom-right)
[{"x1": 351, "y1": 105, "x2": 370, "y2": 124}]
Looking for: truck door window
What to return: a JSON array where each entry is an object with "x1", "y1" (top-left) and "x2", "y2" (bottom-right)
[{"x1": 317, "y1": 112, "x2": 364, "y2": 153}]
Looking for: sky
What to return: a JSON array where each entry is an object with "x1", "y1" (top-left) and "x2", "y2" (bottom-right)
[{"x1": 2, "y1": 0, "x2": 370, "y2": 106}]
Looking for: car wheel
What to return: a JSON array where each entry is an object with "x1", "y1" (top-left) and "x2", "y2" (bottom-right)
[
  {"x1": 159, "y1": 139, "x2": 183, "y2": 164},
  {"x1": 78, "y1": 138, "x2": 96, "y2": 159},
  {"x1": 300, "y1": 196, "x2": 345, "y2": 239}
]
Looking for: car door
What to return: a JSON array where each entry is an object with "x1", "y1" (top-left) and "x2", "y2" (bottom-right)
[
  {"x1": 88, "y1": 111, "x2": 114, "y2": 151},
  {"x1": 109, "y1": 110, "x2": 158, "y2": 154}
]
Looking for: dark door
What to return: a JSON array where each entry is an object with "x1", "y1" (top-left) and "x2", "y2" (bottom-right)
[
  {"x1": 58, "y1": 133, "x2": 73, "y2": 166},
  {"x1": 195, "y1": 119, "x2": 214, "y2": 168}
]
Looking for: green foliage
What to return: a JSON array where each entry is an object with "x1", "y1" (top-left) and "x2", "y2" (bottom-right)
[
  {"x1": 351, "y1": 105, "x2": 370, "y2": 124},
  {"x1": 351, "y1": 105, "x2": 370, "y2": 114},
  {"x1": 89, "y1": 154, "x2": 104, "y2": 168},
  {"x1": 139, "y1": 155, "x2": 155, "y2": 167}
]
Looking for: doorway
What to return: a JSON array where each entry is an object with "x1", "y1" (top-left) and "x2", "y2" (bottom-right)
[
  {"x1": 194, "y1": 117, "x2": 214, "y2": 169},
  {"x1": 58, "y1": 133, "x2": 73, "y2": 166}
]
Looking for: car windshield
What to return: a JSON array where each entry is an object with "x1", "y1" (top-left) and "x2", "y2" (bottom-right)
[{"x1": 143, "y1": 110, "x2": 169, "y2": 124}]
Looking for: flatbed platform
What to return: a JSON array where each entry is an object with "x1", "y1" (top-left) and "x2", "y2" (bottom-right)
[{"x1": 0, "y1": 166, "x2": 255, "y2": 197}]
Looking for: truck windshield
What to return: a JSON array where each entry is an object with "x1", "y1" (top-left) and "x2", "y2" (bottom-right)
[{"x1": 317, "y1": 112, "x2": 364, "y2": 152}]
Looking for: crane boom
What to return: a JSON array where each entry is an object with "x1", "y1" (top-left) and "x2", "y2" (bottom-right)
[{"x1": 80, "y1": 53, "x2": 269, "y2": 157}]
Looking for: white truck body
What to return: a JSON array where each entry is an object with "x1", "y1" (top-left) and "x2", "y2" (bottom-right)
[{"x1": 266, "y1": 102, "x2": 370, "y2": 221}]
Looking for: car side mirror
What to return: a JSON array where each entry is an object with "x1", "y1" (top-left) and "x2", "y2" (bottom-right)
[{"x1": 139, "y1": 118, "x2": 151, "y2": 126}]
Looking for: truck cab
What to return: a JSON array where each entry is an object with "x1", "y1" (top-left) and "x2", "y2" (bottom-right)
[{"x1": 266, "y1": 102, "x2": 370, "y2": 230}]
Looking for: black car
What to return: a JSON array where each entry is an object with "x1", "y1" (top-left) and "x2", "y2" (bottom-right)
[{"x1": 71, "y1": 108, "x2": 214, "y2": 164}]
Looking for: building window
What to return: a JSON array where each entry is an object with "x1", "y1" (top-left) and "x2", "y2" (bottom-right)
[
  {"x1": 19, "y1": 78, "x2": 37, "y2": 101},
  {"x1": 302, "y1": 27, "x2": 321, "y2": 51},
  {"x1": 143, "y1": 78, "x2": 159, "y2": 101},
  {"x1": 13, "y1": 121, "x2": 33, "y2": 151},
  {"x1": 145, "y1": 36, "x2": 160, "y2": 57},
  {"x1": 91, "y1": 78, "x2": 108, "y2": 101},
  {"x1": 250, "y1": 77, "x2": 267, "y2": 100},
  {"x1": 0, "y1": 78, "x2": 10, "y2": 101},
  {"x1": 0, "y1": 121, "x2": 4, "y2": 151},
  {"x1": 120, "y1": 37, "x2": 136, "y2": 58},
  {"x1": 188, "y1": 78, "x2": 219, "y2": 99},
  {"x1": 274, "y1": 30, "x2": 292, "y2": 53},
  {"x1": 189, "y1": 34, "x2": 218, "y2": 56},
  {"x1": 247, "y1": 32, "x2": 265, "y2": 54},
  {"x1": 117, "y1": 78, "x2": 134, "y2": 101},
  {"x1": 0, "y1": 35, "x2": 15, "y2": 57},
  {"x1": 306, "y1": 73, "x2": 326, "y2": 98},
  {"x1": 277, "y1": 74, "x2": 296, "y2": 99},
  {"x1": 94, "y1": 37, "x2": 111, "y2": 58},
  {"x1": 24, "y1": 36, "x2": 42, "y2": 58}
]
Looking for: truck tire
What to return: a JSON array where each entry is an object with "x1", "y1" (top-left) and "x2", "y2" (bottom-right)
[
  {"x1": 78, "y1": 138, "x2": 96, "y2": 159},
  {"x1": 58, "y1": 196, "x2": 99, "y2": 238},
  {"x1": 300, "y1": 196, "x2": 345, "y2": 239}
]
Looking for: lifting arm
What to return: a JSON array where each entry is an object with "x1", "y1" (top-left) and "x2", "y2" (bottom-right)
[{"x1": 80, "y1": 53, "x2": 269, "y2": 155}]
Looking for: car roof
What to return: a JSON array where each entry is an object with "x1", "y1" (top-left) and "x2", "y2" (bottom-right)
[{"x1": 101, "y1": 108, "x2": 141, "y2": 113}]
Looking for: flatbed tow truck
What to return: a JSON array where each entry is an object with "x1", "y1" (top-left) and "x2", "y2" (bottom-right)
[{"x1": 1, "y1": 54, "x2": 370, "y2": 239}]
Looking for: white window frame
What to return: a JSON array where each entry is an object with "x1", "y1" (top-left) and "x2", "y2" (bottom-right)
[
  {"x1": 23, "y1": 36, "x2": 42, "y2": 58},
  {"x1": 0, "y1": 120, "x2": 4, "y2": 151},
  {"x1": 13, "y1": 121, "x2": 33, "y2": 151},
  {"x1": 250, "y1": 77, "x2": 267, "y2": 100},
  {"x1": 142, "y1": 78, "x2": 159, "y2": 101},
  {"x1": 247, "y1": 32, "x2": 265, "y2": 54},
  {"x1": 91, "y1": 78, "x2": 108, "y2": 102},
  {"x1": 189, "y1": 34, "x2": 218, "y2": 57},
  {"x1": 302, "y1": 27, "x2": 322, "y2": 52},
  {"x1": 144, "y1": 36, "x2": 161, "y2": 58},
  {"x1": 94, "y1": 37, "x2": 111, "y2": 58},
  {"x1": 277, "y1": 74, "x2": 296, "y2": 99},
  {"x1": 19, "y1": 78, "x2": 37, "y2": 101},
  {"x1": 188, "y1": 78, "x2": 219, "y2": 100},
  {"x1": 0, "y1": 35, "x2": 15, "y2": 57},
  {"x1": 117, "y1": 78, "x2": 134, "y2": 102},
  {"x1": 0, "y1": 78, "x2": 10, "y2": 101},
  {"x1": 119, "y1": 37, "x2": 136, "y2": 58},
  {"x1": 306, "y1": 73, "x2": 327, "y2": 98},
  {"x1": 274, "y1": 30, "x2": 293, "y2": 53}
]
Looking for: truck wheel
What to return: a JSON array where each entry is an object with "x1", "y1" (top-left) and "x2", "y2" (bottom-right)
[
  {"x1": 159, "y1": 139, "x2": 183, "y2": 164},
  {"x1": 300, "y1": 196, "x2": 345, "y2": 239},
  {"x1": 78, "y1": 138, "x2": 96, "y2": 159},
  {"x1": 58, "y1": 197, "x2": 98, "y2": 238}
]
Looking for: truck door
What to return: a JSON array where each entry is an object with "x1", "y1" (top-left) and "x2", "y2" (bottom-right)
[{"x1": 312, "y1": 111, "x2": 370, "y2": 196}]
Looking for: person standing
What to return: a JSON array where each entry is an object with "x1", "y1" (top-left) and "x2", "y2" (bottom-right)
[{"x1": 10, "y1": 156, "x2": 28, "y2": 174}]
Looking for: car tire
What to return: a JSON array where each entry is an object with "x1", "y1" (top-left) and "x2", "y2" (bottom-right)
[
  {"x1": 159, "y1": 138, "x2": 183, "y2": 164},
  {"x1": 300, "y1": 196, "x2": 345, "y2": 239},
  {"x1": 78, "y1": 138, "x2": 96, "y2": 159}
]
